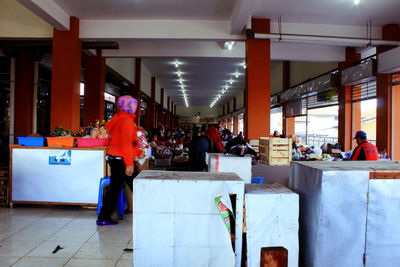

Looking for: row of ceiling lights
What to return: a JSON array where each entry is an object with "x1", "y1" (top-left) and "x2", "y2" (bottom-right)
[
  {"x1": 210, "y1": 62, "x2": 246, "y2": 108},
  {"x1": 174, "y1": 60, "x2": 189, "y2": 108}
]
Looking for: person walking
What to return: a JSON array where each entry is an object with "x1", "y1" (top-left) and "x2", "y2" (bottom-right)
[{"x1": 97, "y1": 95, "x2": 142, "y2": 226}]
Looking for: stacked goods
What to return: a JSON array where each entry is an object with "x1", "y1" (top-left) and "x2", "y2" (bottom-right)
[
  {"x1": 259, "y1": 137, "x2": 292, "y2": 166},
  {"x1": 249, "y1": 139, "x2": 259, "y2": 153},
  {"x1": 0, "y1": 166, "x2": 8, "y2": 206}
]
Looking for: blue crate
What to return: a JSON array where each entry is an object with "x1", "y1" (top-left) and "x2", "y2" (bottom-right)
[
  {"x1": 17, "y1": 137, "x2": 45, "y2": 147},
  {"x1": 251, "y1": 177, "x2": 264, "y2": 184}
]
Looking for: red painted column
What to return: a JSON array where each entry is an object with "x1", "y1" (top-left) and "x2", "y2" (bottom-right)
[
  {"x1": 170, "y1": 101, "x2": 174, "y2": 128},
  {"x1": 282, "y1": 61, "x2": 295, "y2": 137},
  {"x1": 166, "y1": 96, "x2": 170, "y2": 128},
  {"x1": 145, "y1": 77, "x2": 156, "y2": 130},
  {"x1": 134, "y1": 58, "x2": 142, "y2": 125},
  {"x1": 233, "y1": 117, "x2": 238, "y2": 135},
  {"x1": 376, "y1": 74, "x2": 392, "y2": 154},
  {"x1": 338, "y1": 48, "x2": 361, "y2": 151},
  {"x1": 158, "y1": 88, "x2": 164, "y2": 127},
  {"x1": 51, "y1": 17, "x2": 81, "y2": 132},
  {"x1": 15, "y1": 50, "x2": 34, "y2": 140},
  {"x1": 83, "y1": 50, "x2": 105, "y2": 126},
  {"x1": 245, "y1": 18, "x2": 271, "y2": 140},
  {"x1": 375, "y1": 24, "x2": 400, "y2": 157},
  {"x1": 392, "y1": 78, "x2": 400, "y2": 160}
]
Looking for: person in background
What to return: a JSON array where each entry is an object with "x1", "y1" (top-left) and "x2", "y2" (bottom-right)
[
  {"x1": 351, "y1": 130, "x2": 379, "y2": 161},
  {"x1": 97, "y1": 95, "x2": 142, "y2": 226},
  {"x1": 189, "y1": 126, "x2": 224, "y2": 171}
]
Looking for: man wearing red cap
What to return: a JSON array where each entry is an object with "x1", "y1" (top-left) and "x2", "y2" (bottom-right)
[{"x1": 350, "y1": 131, "x2": 379, "y2": 161}]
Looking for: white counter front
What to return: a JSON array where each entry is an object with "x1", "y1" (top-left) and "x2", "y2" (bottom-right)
[
  {"x1": 289, "y1": 161, "x2": 400, "y2": 267},
  {"x1": 10, "y1": 145, "x2": 106, "y2": 205}
]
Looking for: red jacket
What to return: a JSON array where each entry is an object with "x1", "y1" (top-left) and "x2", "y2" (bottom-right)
[
  {"x1": 106, "y1": 112, "x2": 142, "y2": 166},
  {"x1": 351, "y1": 141, "x2": 378, "y2": 161}
]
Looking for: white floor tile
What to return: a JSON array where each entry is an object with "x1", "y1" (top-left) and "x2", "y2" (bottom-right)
[
  {"x1": 7, "y1": 227, "x2": 58, "y2": 242},
  {"x1": 0, "y1": 239, "x2": 42, "y2": 257},
  {"x1": 26, "y1": 240, "x2": 84, "y2": 259},
  {"x1": 13, "y1": 256, "x2": 69, "y2": 267},
  {"x1": 48, "y1": 228, "x2": 97, "y2": 242},
  {"x1": 73, "y1": 242, "x2": 126, "y2": 260},
  {"x1": 65, "y1": 258, "x2": 117, "y2": 267},
  {"x1": 0, "y1": 255, "x2": 21, "y2": 266},
  {"x1": 88, "y1": 230, "x2": 132, "y2": 244},
  {"x1": 115, "y1": 259, "x2": 133, "y2": 267}
]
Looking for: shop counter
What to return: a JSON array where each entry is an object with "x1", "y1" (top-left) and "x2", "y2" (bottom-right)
[
  {"x1": 9, "y1": 145, "x2": 106, "y2": 206},
  {"x1": 208, "y1": 153, "x2": 252, "y2": 183},
  {"x1": 133, "y1": 170, "x2": 245, "y2": 267},
  {"x1": 289, "y1": 161, "x2": 400, "y2": 267}
]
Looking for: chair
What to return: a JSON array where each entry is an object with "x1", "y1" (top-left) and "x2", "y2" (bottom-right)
[{"x1": 97, "y1": 176, "x2": 127, "y2": 219}]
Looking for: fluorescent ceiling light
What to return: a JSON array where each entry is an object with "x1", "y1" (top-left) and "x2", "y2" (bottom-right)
[
  {"x1": 354, "y1": 0, "x2": 360, "y2": 4},
  {"x1": 235, "y1": 73, "x2": 239, "y2": 78},
  {"x1": 223, "y1": 41, "x2": 235, "y2": 50}
]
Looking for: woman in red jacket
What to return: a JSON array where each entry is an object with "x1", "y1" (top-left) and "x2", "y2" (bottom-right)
[{"x1": 97, "y1": 95, "x2": 142, "y2": 226}]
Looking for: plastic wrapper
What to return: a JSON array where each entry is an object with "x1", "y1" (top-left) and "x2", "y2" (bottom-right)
[
  {"x1": 341, "y1": 59, "x2": 376, "y2": 86},
  {"x1": 280, "y1": 73, "x2": 339, "y2": 103}
]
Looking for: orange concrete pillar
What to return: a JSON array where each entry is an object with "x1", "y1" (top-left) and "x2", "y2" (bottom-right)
[
  {"x1": 15, "y1": 50, "x2": 34, "y2": 140},
  {"x1": 228, "y1": 118, "x2": 231, "y2": 131},
  {"x1": 352, "y1": 86, "x2": 362, "y2": 149},
  {"x1": 282, "y1": 61, "x2": 295, "y2": 136},
  {"x1": 51, "y1": 17, "x2": 81, "y2": 132},
  {"x1": 245, "y1": 18, "x2": 271, "y2": 140},
  {"x1": 170, "y1": 101, "x2": 174, "y2": 128},
  {"x1": 145, "y1": 77, "x2": 156, "y2": 130},
  {"x1": 233, "y1": 117, "x2": 238, "y2": 135},
  {"x1": 134, "y1": 58, "x2": 142, "y2": 125},
  {"x1": 173, "y1": 104, "x2": 177, "y2": 128},
  {"x1": 338, "y1": 48, "x2": 361, "y2": 151},
  {"x1": 375, "y1": 24, "x2": 400, "y2": 157},
  {"x1": 166, "y1": 96, "x2": 170, "y2": 128},
  {"x1": 393, "y1": 78, "x2": 400, "y2": 160},
  {"x1": 83, "y1": 50, "x2": 105, "y2": 126},
  {"x1": 376, "y1": 74, "x2": 392, "y2": 155},
  {"x1": 158, "y1": 88, "x2": 164, "y2": 127}
]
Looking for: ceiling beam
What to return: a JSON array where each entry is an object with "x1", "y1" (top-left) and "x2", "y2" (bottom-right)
[
  {"x1": 102, "y1": 39, "x2": 345, "y2": 62},
  {"x1": 80, "y1": 19, "x2": 243, "y2": 40},
  {"x1": 17, "y1": 0, "x2": 70, "y2": 30},
  {"x1": 230, "y1": 0, "x2": 259, "y2": 34},
  {"x1": 102, "y1": 40, "x2": 245, "y2": 58}
]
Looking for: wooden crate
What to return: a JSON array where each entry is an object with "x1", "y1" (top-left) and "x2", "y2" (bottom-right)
[
  {"x1": 259, "y1": 137, "x2": 292, "y2": 166},
  {"x1": 260, "y1": 247, "x2": 288, "y2": 267},
  {"x1": 249, "y1": 139, "x2": 259, "y2": 153}
]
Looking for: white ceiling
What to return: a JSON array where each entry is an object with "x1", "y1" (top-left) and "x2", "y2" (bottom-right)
[
  {"x1": 143, "y1": 58, "x2": 247, "y2": 106},
  {"x1": 252, "y1": 0, "x2": 400, "y2": 26},
  {"x1": 53, "y1": 0, "x2": 236, "y2": 20},
  {"x1": 18, "y1": 0, "x2": 400, "y2": 108}
]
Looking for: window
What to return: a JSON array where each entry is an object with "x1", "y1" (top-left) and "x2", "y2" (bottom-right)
[
  {"x1": 270, "y1": 107, "x2": 283, "y2": 135},
  {"x1": 238, "y1": 114, "x2": 244, "y2": 135},
  {"x1": 307, "y1": 105, "x2": 338, "y2": 148},
  {"x1": 352, "y1": 81, "x2": 377, "y2": 147}
]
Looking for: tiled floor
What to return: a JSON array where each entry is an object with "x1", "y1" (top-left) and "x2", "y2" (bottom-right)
[{"x1": 0, "y1": 206, "x2": 132, "y2": 267}]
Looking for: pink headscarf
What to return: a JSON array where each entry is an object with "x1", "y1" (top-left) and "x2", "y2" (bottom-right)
[{"x1": 117, "y1": 95, "x2": 138, "y2": 114}]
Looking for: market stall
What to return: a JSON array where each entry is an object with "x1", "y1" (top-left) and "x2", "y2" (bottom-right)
[
  {"x1": 133, "y1": 170, "x2": 245, "y2": 267},
  {"x1": 208, "y1": 153, "x2": 252, "y2": 183},
  {"x1": 9, "y1": 145, "x2": 106, "y2": 206},
  {"x1": 289, "y1": 161, "x2": 400, "y2": 267},
  {"x1": 245, "y1": 183, "x2": 299, "y2": 267}
]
